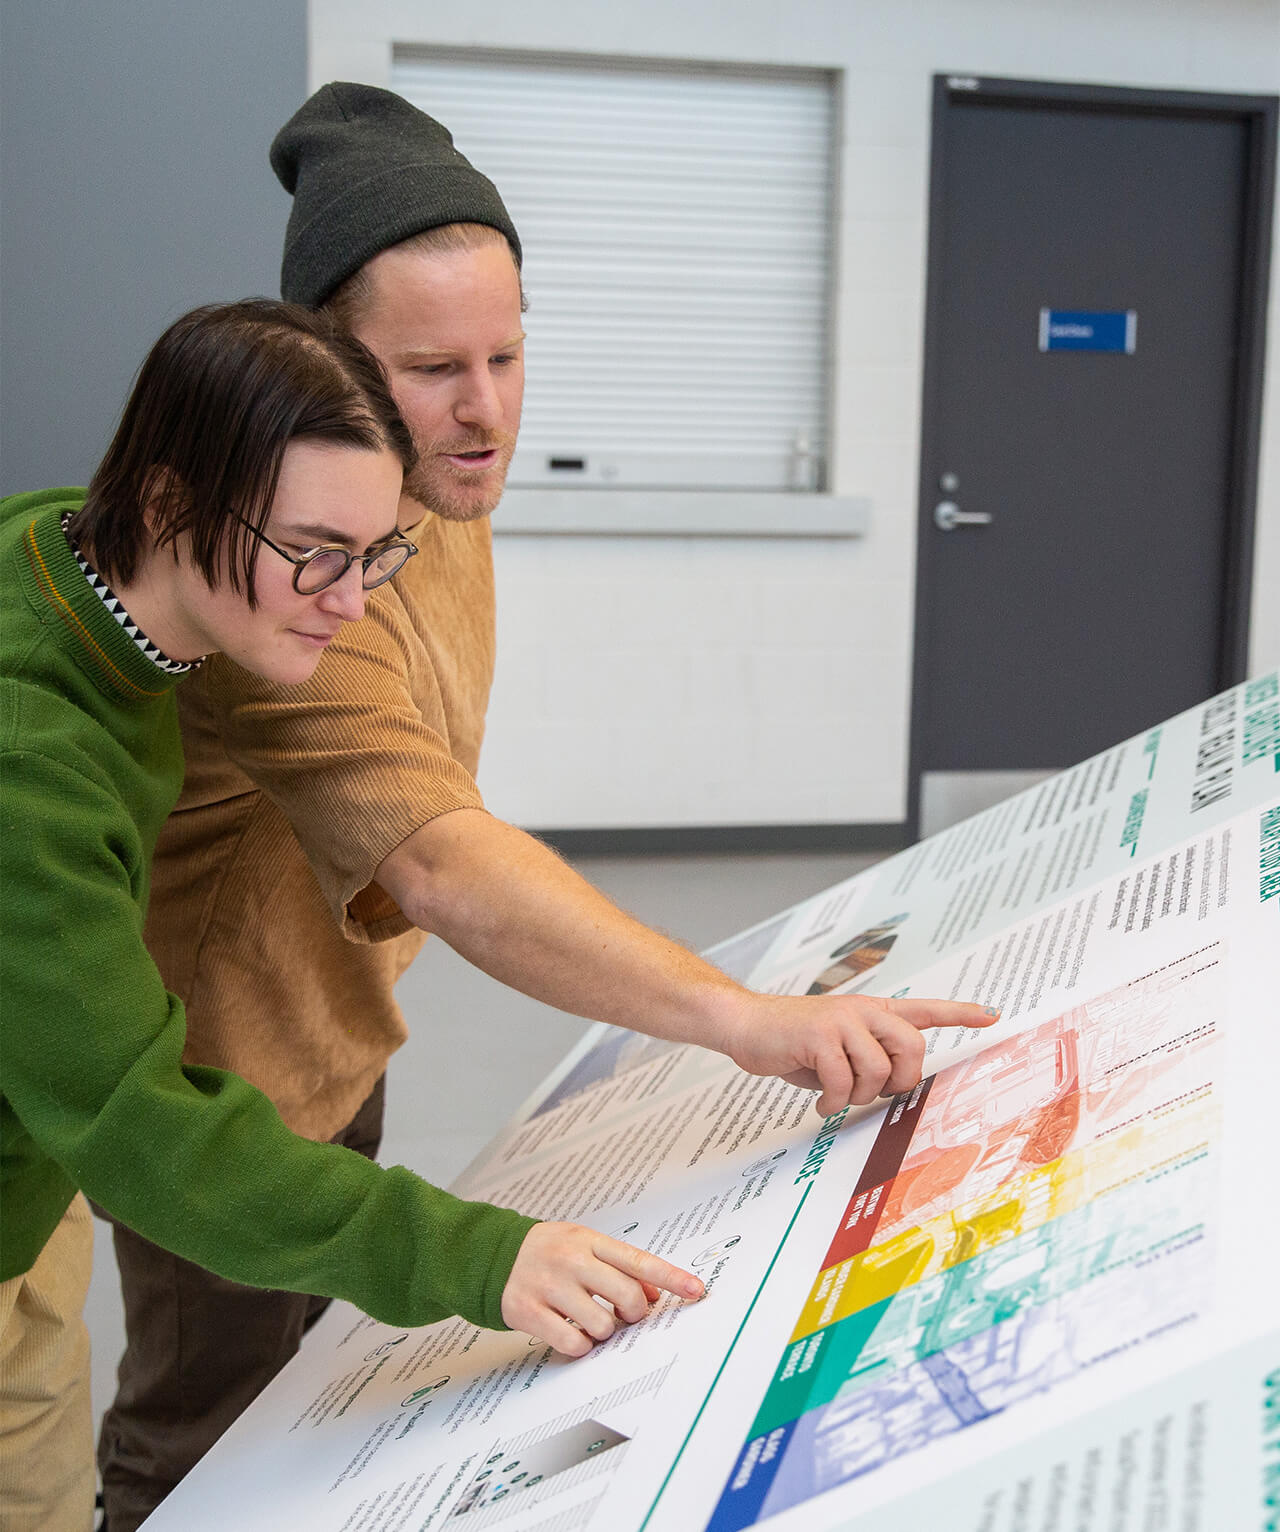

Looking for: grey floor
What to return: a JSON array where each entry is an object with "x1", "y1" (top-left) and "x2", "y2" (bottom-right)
[{"x1": 85, "y1": 846, "x2": 883, "y2": 1437}]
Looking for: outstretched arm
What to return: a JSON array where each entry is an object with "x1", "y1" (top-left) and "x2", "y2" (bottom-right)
[
  {"x1": 376, "y1": 809, "x2": 996, "y2": 1115},
  {"x1": 1, "y1": 753, "x2": 533, "y2": 1330}
]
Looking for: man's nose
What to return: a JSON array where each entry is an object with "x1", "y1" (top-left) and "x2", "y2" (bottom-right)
[{"x1": 454, "y1": 367, "x2": 503, "y2": 431}]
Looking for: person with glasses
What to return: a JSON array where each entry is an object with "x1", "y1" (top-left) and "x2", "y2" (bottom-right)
[
  {"x1": 0, "y1": 297, "x2": 704, "y2": 1532},
  {"x1": 102, "y1": 87, "x2": 992, "y2": 1530},
  {"x1": 230, "y1": 510, "x2": 418, "y2": 595}
]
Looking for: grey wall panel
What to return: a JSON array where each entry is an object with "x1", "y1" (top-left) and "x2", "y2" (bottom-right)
[{"x1": 1, "y1": 0, "x2": 306, "y2": 491}]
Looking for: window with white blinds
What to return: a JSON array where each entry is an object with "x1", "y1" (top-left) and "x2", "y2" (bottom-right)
[{"x1": 392, "y1": 51, "x2": 836, "y2": 493}]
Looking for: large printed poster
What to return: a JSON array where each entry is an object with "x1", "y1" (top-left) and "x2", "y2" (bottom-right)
[
  {"x1": 142, "y1": 676, "x2": 1280, "y2": 1532},
  {"x1": 706, "y1": 670, "x2": 1280, "y2": 1002},
  {"x1": 709, "y1": 950, "x2": 1222, "y2": 1530}
]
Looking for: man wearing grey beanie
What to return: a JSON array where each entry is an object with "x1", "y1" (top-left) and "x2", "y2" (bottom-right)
[{"x1": 97, "y1": 82, "x2": 990, "y2": 1529}]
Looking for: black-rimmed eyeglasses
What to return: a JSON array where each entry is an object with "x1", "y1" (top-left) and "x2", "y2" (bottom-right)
[{"x1": 234, "y1": 514, "x2": 418, "y2": 595}]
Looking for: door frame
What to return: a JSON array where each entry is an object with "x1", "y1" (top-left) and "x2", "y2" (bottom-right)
[{"x1": 906, "y1": 74, "x2": 1277, "y2": 839}]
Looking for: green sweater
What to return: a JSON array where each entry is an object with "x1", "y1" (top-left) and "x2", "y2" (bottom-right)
[{"x1": 0, "y1": 489, "x2": 534, "y2": 1328}]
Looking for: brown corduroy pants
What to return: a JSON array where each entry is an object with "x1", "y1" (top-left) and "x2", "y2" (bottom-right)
[{"x1": 96, "y1": 1076, "x2": 384, "y2": 1532}]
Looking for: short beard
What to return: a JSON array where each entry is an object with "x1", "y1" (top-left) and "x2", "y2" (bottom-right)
[{"x1": 403, "y1": 432, "x2": 517, "y2": 522}]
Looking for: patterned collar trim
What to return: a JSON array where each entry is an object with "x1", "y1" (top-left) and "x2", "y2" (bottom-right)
[{"x1": 61, "y1": 512, "x2": 204, "y2": 675}]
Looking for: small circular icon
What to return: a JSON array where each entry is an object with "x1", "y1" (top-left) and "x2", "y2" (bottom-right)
[
  {"x1": 400, "y1": 1375, "x2": 449, "y2": 1409},
  {"x1": 363, "y1": 1333, "x2": 408, "y2": 1362},
  {"x1": 692, "y1": 1236, "x2": 742, "y2": 1267},
  {"x1": 742, "y1": 1151, "x2": 788, "y2": 1179}
]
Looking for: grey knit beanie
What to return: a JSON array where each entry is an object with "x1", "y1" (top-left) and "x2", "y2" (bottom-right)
[{"x1": 270, "y1": 82, "x2": 522, "y2": 308}]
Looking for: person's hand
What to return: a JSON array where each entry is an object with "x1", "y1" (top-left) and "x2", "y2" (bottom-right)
[
  {"x1": 501, "y1": 1223, "x2": 704, "y2": 1358},
  {"x1": 720, "y1": 994, "x2": 999, "y2": 1116}
]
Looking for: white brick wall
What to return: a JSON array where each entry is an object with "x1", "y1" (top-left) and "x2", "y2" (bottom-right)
[
  {"x1": 478, "y1": 536, "x2": 917, "y2": 824},
  {"x1": 313, "y1": 0, "x2": 1280, "y2": 830}
]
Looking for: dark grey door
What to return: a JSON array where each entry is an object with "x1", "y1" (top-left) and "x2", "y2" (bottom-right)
[{"x1": 912, "y1": 79, "x2": 1273, "y2": 783}]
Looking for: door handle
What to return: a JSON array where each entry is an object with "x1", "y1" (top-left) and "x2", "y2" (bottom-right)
[{"x1": 934, "y1": 500, "x2": 993, "y2": 532}]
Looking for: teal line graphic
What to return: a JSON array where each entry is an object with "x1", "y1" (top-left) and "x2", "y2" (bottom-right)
[{"x1": 637, "y1": 1181, "x2": 815, "y2": 1532}]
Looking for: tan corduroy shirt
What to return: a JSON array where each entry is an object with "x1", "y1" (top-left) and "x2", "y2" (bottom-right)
[{"x1": 145, "y1": 510, "x2": 494, "y2": 1141}]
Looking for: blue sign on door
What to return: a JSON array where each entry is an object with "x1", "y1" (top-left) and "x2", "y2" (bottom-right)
[{"x1": 1038, "y1": 309, "x2": 1137, "y2": 353}]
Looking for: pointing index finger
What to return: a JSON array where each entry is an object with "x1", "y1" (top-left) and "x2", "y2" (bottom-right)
[
  {"x1": 876, "y1": 998, "x2": 1001, "y2": 1031},
  {"x1": 597, "y1": 1239, "x2": 705, "y2": 1302}
]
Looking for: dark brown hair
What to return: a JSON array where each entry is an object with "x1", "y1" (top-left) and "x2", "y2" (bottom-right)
[{"x1": 70, "y1": 299, "x2": 416, "y2": 603}]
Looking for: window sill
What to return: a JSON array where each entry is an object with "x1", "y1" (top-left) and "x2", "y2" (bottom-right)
[{"x1": 492, "y1": 489, "x2": 872, "y2": 538}]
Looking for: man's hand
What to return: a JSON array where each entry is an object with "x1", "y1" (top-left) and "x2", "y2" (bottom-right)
[
  {"x1": 378, "y1": 811, "x2": 999, "y2": 1118},
  {"x1": 501, "y1": 1223, "x2": 704, "y2": 1358},
  {"x1": 719, "y1": 995, "x2": 999, "y2": 1117}
]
